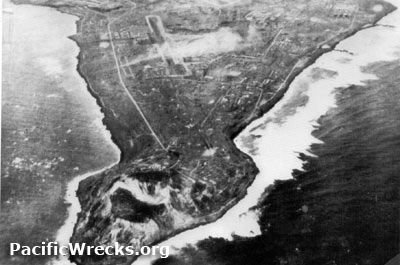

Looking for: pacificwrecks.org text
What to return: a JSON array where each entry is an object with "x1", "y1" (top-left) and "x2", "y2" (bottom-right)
[{"x1": 10, "y1": 242, "x2": 169, "y2": 258}]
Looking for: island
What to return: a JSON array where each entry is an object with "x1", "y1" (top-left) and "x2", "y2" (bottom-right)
[{"x1": 10, "y1": 0, "x2": 396, "y2": 264}]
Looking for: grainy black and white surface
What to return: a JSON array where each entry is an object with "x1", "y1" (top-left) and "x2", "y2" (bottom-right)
[{"x1": 1, "y1": 0, "x2": 399, "y2": 265}]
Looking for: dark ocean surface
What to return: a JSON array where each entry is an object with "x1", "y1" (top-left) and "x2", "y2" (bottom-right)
[
  {"x1": 160, "y1": 54, "x2": 400, "y2": 265},
  {"x1": 146, "y1": 1, "x2": 400, "y2": 264},
  {"x1": 1, "y1": 1, "x2": 399, "y2": 265}
]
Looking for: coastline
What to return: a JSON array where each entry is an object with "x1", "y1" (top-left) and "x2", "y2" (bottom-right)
[
  {"x1": 1, "y1": 2, "x2": 120, "y2": 265},
  {"x1": 131, "y1": 3, "x2": 400, "y2": 263},
  {"x1": 54, "y1": 163, "x2": 119, "y2": 265},
  {"x1": 60, "y1": 2, "x2": 398, "y2": 262},
  {"x1": 226, "y1": 5, "x2": 397, "y2": 140},
  {"x1": 71, "y1": 35, "x2": 125, "y2": 163},
  {"x1": 6, "y1": 1, "x2": 398, "y2": 265},
  {"x1": 151, "y1": 0, "x2": 396, "y2": 240}
]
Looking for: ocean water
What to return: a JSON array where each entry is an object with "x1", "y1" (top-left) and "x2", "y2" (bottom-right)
[
  {"x1": 1, "y1": 1, "x2": 399, "y2": 265},
  {"x1": 185, "y1": 25, "x2": 400, "y2": 265},
  {"x1": 174, "y1": 58, "x2": 400, "y2": 264},
  {"x1": 1, "y1": 1, "x2": 119, "y2": 264},
  {"x1": 133, "y1": 1, "x2": 400, "y2": 264}
]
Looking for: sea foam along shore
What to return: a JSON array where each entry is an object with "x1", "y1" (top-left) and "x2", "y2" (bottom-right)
[
  {"x1": 52, "y1": 164, "x2": 119, "y2": 265},
  {"x1": 133, "y1": 1, "x2": 399, "y2": 264},
  {"x1": 43, "y1": 1, "x2": 394, "y2": 262}
]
